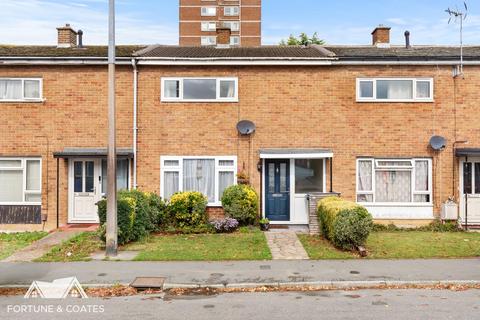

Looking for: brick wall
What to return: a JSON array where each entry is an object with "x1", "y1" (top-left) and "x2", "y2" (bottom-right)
[{"x1": 0, "y1": 65, "x2": 134, "y2": 231}]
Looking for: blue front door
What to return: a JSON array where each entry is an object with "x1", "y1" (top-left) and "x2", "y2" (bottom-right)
[{"x1": 265, "y1": 159, "x2": 290, "y2": 221}]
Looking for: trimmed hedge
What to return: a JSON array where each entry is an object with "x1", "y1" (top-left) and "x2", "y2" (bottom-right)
[
  {"x1": 318, "y1": 197, "x2": 373, "y2": 251},
  {"x1": 221, "y1": 184, "x2": 259, "y2": 225},
  {"x1": 98, "y1": 190, "x2": 166, "y2": 245},
  {"x1": 167, "y1": 191, "x2": 208, "y2": 228}
]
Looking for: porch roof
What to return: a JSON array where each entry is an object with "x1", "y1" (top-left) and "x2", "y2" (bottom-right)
[
  {"x1": 259, "y1": 148, "x2": 333, "y2": 159},
  {"x1": 53, "y1": 148, "x2": 134, "y2": 159},
  {"x1": 456, "y1": 148, "x2": 480, "y2": 157}
]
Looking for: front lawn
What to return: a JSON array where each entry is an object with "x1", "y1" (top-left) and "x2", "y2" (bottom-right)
[
  {"x1": 0, "y1": 232, "x2": 48, "y2": 260},
  {"x1": 36, "y1": 232, "x2": 102, "y2": 262},
  {"x1": 299, "y1": 231, "x2": 480, "y2": 259},
  {"x1": 125, "y1": 228, "x2": 272, "y2": 261},
  {"x1": 37, "y1": 228, "x2": 272, "y2": 262}
]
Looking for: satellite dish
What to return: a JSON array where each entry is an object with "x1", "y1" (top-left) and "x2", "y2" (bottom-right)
[
  {"x1": 430, "y1": 135, "x2": 447, "y2": 151},
  {"x1": 236, "y1": 120, "x2": 256, "y2": 135}
]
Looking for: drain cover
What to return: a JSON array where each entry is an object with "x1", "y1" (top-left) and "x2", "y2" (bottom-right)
[{"x1": 130, "y1": 277, "x2": 166, "y2": 290}]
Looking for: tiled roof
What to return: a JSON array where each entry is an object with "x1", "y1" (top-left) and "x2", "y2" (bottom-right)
[
  {"x1": 325, "y1": 45, "x2": 480, "y2": 61},
  {"x1": 134, "y1": 45, "x2": 334, "y2": 58},
  {"x1": 0, "y1": 45, "x2": 145, "y2": 57}
]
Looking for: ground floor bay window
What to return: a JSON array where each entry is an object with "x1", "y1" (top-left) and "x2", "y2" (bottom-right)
[
  {"x1": 356, "y1": 158, "x2": 433, "y2": 219},
  {"x1": 160, "y1": 156, "x2": 237, "y2": 206}
]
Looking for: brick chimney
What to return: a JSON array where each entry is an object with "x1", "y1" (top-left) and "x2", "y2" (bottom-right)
[
  {"x1": 371, "y1": 25, "x2": 391, "y2": 47},
  {"x1": 57, "y1": 24, "x2": 77, "y2": 48},
  {"x1": 216, "y1": 27, "x2": 231, "y2": 48}
]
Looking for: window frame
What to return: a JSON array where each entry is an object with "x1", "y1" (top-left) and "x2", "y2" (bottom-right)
[
  {"x1": 160, "y1": 156, "x2": 237, "y2": 206},
  {"x1": 201, "y1": 21, "x2": 217, "y2": 32},
  {"x1": 201, "y1": 6, "x2": 217, "y2": 16},
  {"x1": 356, "y1": 158, "x2": 433, "y2": 206},
  {"x1": 356, "y1": 78, "x2": 434, "y2": 103},
  {"x1": 230, "y1": 36, "x2": 240, "y2": 46},
  {"x1": 224, "y1": 6, "x2": 240, "y2": 16},
  {"x1": 0, "y1": 157, "x2": 42, "y2": 205},
  {"x1": 201, "y1": 36, "x2": 217, "y2": 46},
  {"x1": 161, "y1": 77, "x2": 239, "y2": 103},
  {"x1": 222, "y1": 21, "x2": 240, "y2": 31},
  {"x1": 0, "y1": 78, "x2": 43, "y2": 102}
]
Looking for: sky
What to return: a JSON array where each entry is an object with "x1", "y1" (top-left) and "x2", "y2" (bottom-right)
[{"x1": 0, "y1": 0, "x2": 479, "y2": 46}]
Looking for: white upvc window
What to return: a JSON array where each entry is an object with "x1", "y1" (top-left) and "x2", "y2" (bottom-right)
[
  {"x1": 356, "y1": 78, "x2": 433, "y2": 102},
  {"x1": 0, "y1": 158, "x2": 42, "y2": 205},
  {"x1": 224, "y1": 6, "x2": 240, "y2": 16},
  {"x1": 201, "y1": 6, "x2": 217, "y2": 16},
  {"x1": 222, "y1": 21, "x2": 240, "y2": 31},
  {"x1": 161, "y1": 77, "x2": 238, "y2": 102},
  {"x1": 160, "y1": 156, "x2": 237, "y2": 206},
  {"x1": 230, "y1": 36, "x2": 240, "y2": 46},
  {"x1": 356, "y1": 158, "x2": 432, "y2": 205},
  {"x1": 201, "y1": 22, "x2": 217, "y2": 32},
  {"x1": 0, "y1": 78, "x2": 43, "y2": 102},
  {"x1": 201, "y1": 36, "x2": 217, "y2": 46}
]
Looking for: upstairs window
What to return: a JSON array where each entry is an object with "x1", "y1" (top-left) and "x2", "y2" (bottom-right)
[
  {"x1": 222, "y1": 21, "x2": 240, "y2": 31},
  {"x1": 201, "y1": 36, "x2": 217, "y2": 46},
  {"x1": 201, "y1": 7, "x2": 217, "y2": 16},
  {"x1": 0, "y1": 78, "x2": 42, "y2": 102},
  {"x1": 357, "y1": 78, "x2": 433, "y2": 102},
  {"x1": 357, "y1": 158, "x2": 432, "y2": 204},
  {"x1": 230, "y1": 36, "x2": 240, "y2": 46},
  {"x1": 224, "y1": 6, "x2": 240, "y2": 16},
  {"x1": 201, "y1": 22, "x2": 217, "y2": 32},
  {"x1": 161, "y1": 77, "x2": 238, "y2": 102}
]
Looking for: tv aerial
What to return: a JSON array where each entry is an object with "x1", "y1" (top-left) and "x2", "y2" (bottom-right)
[{"x1": 446, "y1": 2, "x2": 468, "y2": 76}]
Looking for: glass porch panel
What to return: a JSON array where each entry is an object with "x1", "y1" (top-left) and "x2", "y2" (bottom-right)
[
  {"x1": 464, "y1": 162, "x2": 472, "y2": 194},
  {"x1": 295, "y1": 159, "x2": 324, "y2": 193}
]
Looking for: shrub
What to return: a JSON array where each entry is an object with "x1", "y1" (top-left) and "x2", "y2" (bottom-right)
[
  {"x1": 97, "y1": 190, "x2": 166, "y2": 245},
  {"x1": 221, "y1": 185, "x2": 259, "y2": 225},
  {"x1": 318, "y1": 197, "x2": 373, "y2": 251},
  {"x1": 417, "y1": 220, "x2": 461, "y2": 232},
  {"x1": 211, "y1": 218, "x2": 239, "y2": 233},
  {"x1": 167, "y1": 191, "x2": 208, "y2": 228}
]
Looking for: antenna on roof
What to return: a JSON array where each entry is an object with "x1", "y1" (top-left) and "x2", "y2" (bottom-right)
[{"x1": 446, "y1": 1, "x2": 468, "y2": 77}]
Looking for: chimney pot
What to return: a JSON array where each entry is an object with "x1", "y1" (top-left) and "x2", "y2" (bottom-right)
[
  {"x1": 57, "y1": 24, "x2": 77, "y2": 48},
  {"x1": 404, "y1": 30, "x2": 411, "y2": 49},
  {"x1": 371, "y1": 25, "x2": 391, "y2": 47},
  {"x1": 216, "y1": 27, "x2": 231, "y2": 48}
]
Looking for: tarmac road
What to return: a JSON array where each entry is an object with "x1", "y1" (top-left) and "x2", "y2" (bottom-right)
[{"x1": 0, "y1": 289, "x2": 479, "y2": 320}]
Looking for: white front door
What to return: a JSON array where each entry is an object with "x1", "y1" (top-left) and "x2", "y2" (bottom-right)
[
  {"x1": 69, "y1": 159, "x2": 101, "y2": 223},
  {"x1": 459, "y1": 160, "x2": 480, "y2": 225}
]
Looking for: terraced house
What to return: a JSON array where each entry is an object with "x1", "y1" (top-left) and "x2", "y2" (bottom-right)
[{"x1": 1, "y1": 23, "x2": 480, "y2": 232}]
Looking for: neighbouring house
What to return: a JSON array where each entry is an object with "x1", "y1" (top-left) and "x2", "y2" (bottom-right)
[
  {"x1": 1, "y1": 23, "x2": 480, "y2": 232},
  {"x1": 179, "y1": 0, "x2": 261, "y2": 47}
]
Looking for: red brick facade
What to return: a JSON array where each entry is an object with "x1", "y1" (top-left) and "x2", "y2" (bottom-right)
[{"x1": 0, "y1": 55, "x2": 477, "y2": 231}]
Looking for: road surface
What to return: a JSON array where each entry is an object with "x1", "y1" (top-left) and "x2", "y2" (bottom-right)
[{"x1": 0, "y1": 289, "x2": 479, "y2": 320}]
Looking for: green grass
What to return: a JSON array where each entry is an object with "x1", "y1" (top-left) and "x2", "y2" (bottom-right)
[
  {"x1": 0, "y1": 232, "x2": 48, "y2": 260},
  {"x1": 299, "y1": 231, "x2": 480, "y2": 259},
  {"x1": 125, "y1": 229, "x2": 272, "y2": 261},
  {"x1": 36, "y1": 232, "x2": 103, "y2": 262}
]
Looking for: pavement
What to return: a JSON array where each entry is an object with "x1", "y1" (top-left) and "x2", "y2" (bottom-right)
[
  {"x1": 1, "y1": 289, "x2": 479, "y2": 320},
  {"x1": 0, "y1": 259, "x2": 479, "y2": 288},
  {"x1": 265, "y1": 232, "x2": 309, "y2": 260},
  {"x1": 1, "y1": 231, "x2": 82, "y2": 262}
]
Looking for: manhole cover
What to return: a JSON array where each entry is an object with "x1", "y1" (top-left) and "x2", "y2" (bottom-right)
[{"x1": 130, "y1": 277, "x2": 166, "y2": 290}]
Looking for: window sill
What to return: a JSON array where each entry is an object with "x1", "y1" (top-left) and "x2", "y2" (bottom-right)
[
  {"x1": 356, "y1": 99, "x2": 434, "y2": 103},
  {"x1": 359, "y1": 202, "x2": 433, "y2": 207},
  {"x1": 0, "y1": 99, "x2": 45, "y2": 103},
  {"x1": 0, "y1": 202, "x2": 41, "y2": 206},
  {"x1": 161, "y1": 99, "x2": 239, "y2": 103}
]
